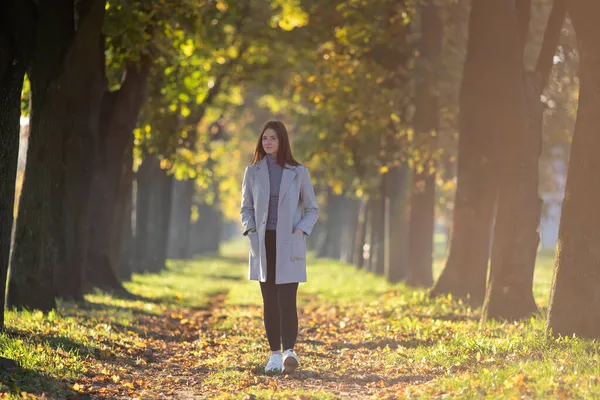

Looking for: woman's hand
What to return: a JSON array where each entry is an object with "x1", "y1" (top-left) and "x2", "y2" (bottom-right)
[{"x1": 294, "y1": 228, "x2": 305, "y2": 235}]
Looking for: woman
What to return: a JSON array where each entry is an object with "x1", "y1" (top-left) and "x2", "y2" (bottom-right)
[{"x1": 240, "y1": 120, "x2": 319, "y2": 374}]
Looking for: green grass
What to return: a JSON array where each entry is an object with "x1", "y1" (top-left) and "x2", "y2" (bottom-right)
[{"x1": 1, "y1": 238, "x2": 598, "y2": 399}]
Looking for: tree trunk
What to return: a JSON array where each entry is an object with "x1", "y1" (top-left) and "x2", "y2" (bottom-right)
[
  {"x1": 386, "y1": 165, "x2": 411, "y2": 283},
  {"x1": 152, "y1": 172, "x2": 173, "y2": 271},
  {"x1": 194, "y1": 203, "x2": 223, "y2": 255},
  {"x1": 318, "y1": 189, "x2": 344, "y2": 259},
  {"x1": 87, "y1": 57, "x2": 151, "y2": 289},
  {"x1": 134, "y1": 154, "x2": 173, "y2": 273},
  {"x1": 406, "y1": 0, "x2": 442, "y2": 288},
  {"x1": 341, "y1": 197, "x2": 360, "y2": 264},
  {"x1": 56, "y1": 0, "x2": 106, "y2": 301},
  {"x1": 168, "y1": 179, "x2": 195, "y2": 259},
  {"x1": 0, "y1": 0, "x2": 33, "y2": 326},
  {"x1": 134, "y1": 154, "x2": 158, "y2": 273},
  {"x1": 407, "y1": 173, "x2": 435, "y2": 287},
  {"x1": 429, "y1": 0, "x2": 504, "y2": 306},
  {"x1": 353, "y1": 199, "x2": 368, "y2": 269},
  {"x1": 8, "y1": 1, "x2": 76, "y2": 311},
  {"x1": 546, "y1": 0, "x2": 600, "y2": 338},
  {"x1": 113, "y1": 136, "x2": 134, "y2": 281},
  {"x1": 368, "y1": 193, "x2": 384, "y2": 275},
  {"x1": 483, "y1": 0, "x2": 566, "y2": 322}
]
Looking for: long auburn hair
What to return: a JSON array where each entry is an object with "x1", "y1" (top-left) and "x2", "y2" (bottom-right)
[{"x1": 252, "y1": 120, "x2": 301, "y2": 168}]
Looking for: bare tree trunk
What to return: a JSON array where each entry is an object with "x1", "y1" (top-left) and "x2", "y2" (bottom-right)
[
  {"x1": 386, "y1": 165, "x2": 411, "y2": 283},
  {"x1": 406, "y1": 0, "x2": 442, "y2": 288},
  {"x1": 546, "y1": 0, "x2": 600, "y2": 338},
  {"x1": 429, "y1": 0, "x2": 504, "y2": 306},
  {"x1": 341, "y1": 197, "x2": 360, "y2": 264},
  {"x1": 87, "y1": 57, "x2": 151, "y2": 289},
  {"x1": 318, "y1": 189, "x2": 344, "y2": 259},
  {"x1": 168, "y1": 179, "x2": 195, "y2": 259},
  {"x1": 483, "y1": 0, "x2": 566, "y2": 322},
  {"x1": 134, "y1": 154, "x2": 158, "y2": 272},
  {"x1": 370, "y1": 190, "x2": 385, "y2": 275},
  {"x1": 57, "y1": 0, "x2": 106, "y2": 301},
  {"x1": 0, "y1": 0, "x2": 33, "y2": 327},
  {"x1": 7, "y1": 1, "x2": 76, "y2": 311},
  {"x1": 113, "y1": 136, "x2": 134, "y2": 281}
]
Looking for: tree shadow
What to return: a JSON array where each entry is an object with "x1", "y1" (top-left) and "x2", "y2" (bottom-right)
[
  {"x1": 0, "y1": 363, "x2": 73, "y2": 398},
  {"x1": 4, "y1": 328, "x2": 102, "y2": 360},
  {"x1": 61, "y1": 298, "x2": 158, "y2": 318}
]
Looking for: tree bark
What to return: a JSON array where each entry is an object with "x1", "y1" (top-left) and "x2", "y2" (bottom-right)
[
  {"x1": 318, "y1": 189, "x2": 344, "y2": 259},
  {"x1": 406, "y1": 0, "x2": 442, "y2": 288},
  {"x1": 168, "y1": 179, "x2": 195, "y2": 259},
  {"x1": 113, "y1": 136, "x2": 134, "y2": 281},
  {"x1": 87, "y1": 57, "x2": 151, "y2": 290},
  {"x1": 369, "y1": 190, "x2": 385, "y2": 275},
  {"x1": 546, "y1": 0, "x2": 600, "y2": 338},
  {"x1": 134, "y1": 154, "x2": 173, "y2": 273},
  {"x1": 0, "y1": 0, "x2": 34, "y2": 327},
  {"x1": 153, "y1": 172, "x2": 173, "y2": 271},
  {"x1": 386, "y1": 165, "x2": 411, "y2": 283},
  {"x1": 192, "y1": 203, "x2": 223, "y2": 255},
  {"x1": 483, "y1": 0, "x2": 566, "y2": 322},
  {"x1": 341, "y1": 197, "x2": 360, "y2": 264},
  {"x1": 134, "y1": 154, "x2": 158, "y2": 273},
  {"x1": 8, "y1": 0, "x2": 75, "y2": 311},
  {"x1": 56, "y1": 0, "x2": 106, "y2": 301},
  {"x1": 429, "y1": 0, "x2": 504, "y2": 306}
]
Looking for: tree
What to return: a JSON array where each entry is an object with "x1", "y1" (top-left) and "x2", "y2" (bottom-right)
[
  {"x1": 405, "y1": 0, "x2": 442, "y2": 288},
  {"x1": 430, "y1": 0, "x2": 508, "y2": 306},
  {"x1": 9, "y1": 0, "x2": 106, "y2": 309},
  {"x1": 0, "y1": 0, "x2": 34, "y2": 326},
  {"x1": 482, "y1": 0, "x2": 566, "y2": 322},
  {"x1": 546, "y1": 0, "x2": 600, "y2": 338}
]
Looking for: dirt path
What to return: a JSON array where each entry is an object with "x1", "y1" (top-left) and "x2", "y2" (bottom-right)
[{"x1": 80, "y1": 291, "x2": 434, "y2": 399}]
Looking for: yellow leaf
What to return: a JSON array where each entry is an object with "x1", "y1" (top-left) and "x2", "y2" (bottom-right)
[{"x1": 216, "y1": 0, "x2": 228, "y2": 11}]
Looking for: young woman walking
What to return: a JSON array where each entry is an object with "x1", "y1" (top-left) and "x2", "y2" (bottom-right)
[{"x1": 240, "y1": 120, "x2": 319, "y2": 374}]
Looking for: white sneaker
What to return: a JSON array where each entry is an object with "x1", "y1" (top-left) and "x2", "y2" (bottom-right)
[
  {"x1": 282, "y1": 349, "x2": 299, "y2": 374},
  {"x1": 264, "y1": 353, "x2": 283, "y2": 373}
]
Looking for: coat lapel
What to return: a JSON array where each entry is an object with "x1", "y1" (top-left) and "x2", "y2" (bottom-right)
[
  {"x1": 255, "y1": 158, "x2": 270, "y2": 195},
  {"x1": 278, "y1": 165, "x2": 297, "y2": 207}
]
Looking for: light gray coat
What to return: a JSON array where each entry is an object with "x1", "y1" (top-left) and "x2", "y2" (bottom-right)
[{"x1": 240, "y1": 157, "x2": 319, "y2": 284}]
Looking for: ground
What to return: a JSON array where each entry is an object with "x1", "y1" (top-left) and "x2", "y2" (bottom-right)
[{"x1": 1, "y1": 242, "x2": 600, "y2": 399}]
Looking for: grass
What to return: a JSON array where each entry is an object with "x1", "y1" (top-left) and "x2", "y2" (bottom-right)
[{"x1": 0, "y1": 238, "x2": 598, "y2": 399}]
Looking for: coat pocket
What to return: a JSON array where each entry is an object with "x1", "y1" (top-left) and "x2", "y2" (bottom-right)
[
  {"x1": 248, "y1": 231, "x2": 259, "y2": 258},
  {"x1": 290, "y1": 233, "x2": 306, "y2": 261}
]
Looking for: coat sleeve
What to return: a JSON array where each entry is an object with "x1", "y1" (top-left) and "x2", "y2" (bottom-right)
[
  {"x1": 295, "y1": 167, "x2": 319, "y2": 236},
  {"x1": 240, "y1": 166, "x2": 256, "y2": 236}
]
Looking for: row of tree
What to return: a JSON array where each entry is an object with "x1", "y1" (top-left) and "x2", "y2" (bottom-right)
[
  {"x1": 306, "y1": 0, "x2": 600, "y2": 338},
  {"x1": 1, "y1": 0, "x2": 599, "y2": 340},
  {"x1": 0, "y1": 0, "x2": 298, "y2": 326}
]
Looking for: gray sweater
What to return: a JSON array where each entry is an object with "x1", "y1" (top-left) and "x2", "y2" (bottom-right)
[{"x1": 266, "y1": 154, "x2": 283, "y2": 230}]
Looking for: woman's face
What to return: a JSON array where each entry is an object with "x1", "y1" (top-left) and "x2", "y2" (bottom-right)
[{"x1": 262, "y1": 129, "x2": 279, "y2": 156}]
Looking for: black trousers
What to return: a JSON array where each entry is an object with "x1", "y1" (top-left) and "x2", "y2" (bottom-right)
[{"x1": 260, "y1": 230, "x2": 299, "y2": 351}]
